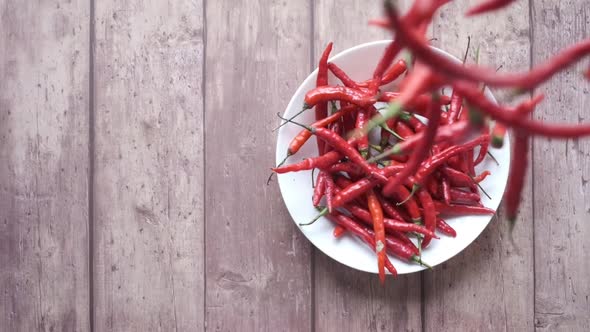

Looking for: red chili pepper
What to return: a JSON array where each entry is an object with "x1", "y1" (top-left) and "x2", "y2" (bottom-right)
[
  {"x1": 436, "y1": 218, "x2": 456, "y2": 237},
  {"x1": 445, "y1": 91, "x2": 463, "y2": 124},
  {"x1": 272, "y1": 151, "x2": 342, "y2": 174},
  {"x1": 324, "y1": 174, "x2": 336, "y2": 212},
  {"x1": 440, "y1": 166, "x2": 477, "y2": 189},
  {"x1": 328, "y1": 62, "x2": 362, "y2": 89},
  {"x1": 449, "y1": 188, "x2": 481, "y2": 204},
  {"x1": 360, "y1": 59, "x2": 407, "y2": 87},
  {"x1": 367, "y1": 190, "x2": 387, "y2": 282},
  {"x1": 366, "y1": 228, "x2": 424, "y2": 264},
  {"x1": 390, "y1": 231, "x2": 419, "y2": 254},
  {"x1": 331, "y1": 165, "x2": 404, "y2": 208},
  {"x1": 415, "y1": 189, "x2": 436, "y2": 247},
  {"x1": 304, "y1": 85, "x2": 375, "y2": 109},
  {"x1": 376, "y1": 193, "x2": 405, "y2": 221},
  {"x1": 505, "y1": 131, "x2": 529, "y2": 224},
  {"x1": 326, "y1": 162, "x2": 363, "y2": 177},
  {"x1": 356, "y1": 108, "x2": 370, "y2": 158},
  {"x1": 382, "y1": 95, "x2": 442, "y2": 197},
  {"x1": 384, "y1": 3, "x2": 590, "y2": 90},
  {"x1": 333, "y1": 225, "x2": 346, "y2": 238},
  {"x1": 379, "y1": 92, "x2": 451, "y2": 115},
  {"x1": 434, "y1": 201, "x2": 495, "y2": 216},
  {"x1": 466, "y1": 0, "x2": 516, "y2": 16},
  {"x1": 315, "y1": 42, "x2": 333, "y2": 154},
  {"x1": 473, "y1": 170, "x2": 491, "y2": 183},
  {"x1": 326, "y1": 212, "x2": 397, "y2": 276},
  {"x1": 491, "y1": 122, "x2": 507, "y2": 148},
  {"x1": 442, "y1": 178, "x2": 452, "y2": 204},
  {"x1": 345, "y1": 204, "x2": 438, "y2": 238},
  {"x1": 473, "y1": 133, "x2": 491, "y2": 165},
  {"x1": 312, "y1": 172, "x2": 327, "y2": 206},
  {"x1": 369, "y1": 40, "x2": 403, "y2": 93},
  {"x1": 387, "y1": 185, "x2": 422, "y2": 222}
]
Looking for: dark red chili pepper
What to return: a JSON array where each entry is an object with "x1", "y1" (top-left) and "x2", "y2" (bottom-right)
[
  {"x1": 390, "y1": 231, "x2": 419, "y2": 254},
  {"x1": 326, "y1": 162, "x2": 363, "y2": 177},
  {"x1": 376, "y1": 193, "x2": 405, "y2": 221},
  {"x1": 440, "y1": 166, "x2": 477, "y2": 189},
  {"x1": 333, "y1": 225, "x2": 346, "y2": 238},
  {"x1": 326, "y1": 212, "x2": 397, "y2": 276},
  {"x1": 505, "y1": 131, "x2": 529, "y2": 224},
  {"x1": 474, "y1": 134, "x2": 491, "y2": 165},
  {"x1": 304, "y1": 85, "x2": 375, "y2": 109},
  {"x1": 387, "y1": 185, "x2": 422, "y2": 222},
  {"x1": 395, "y1": 121, "x2": 415, "y2": 137},
  {"x1": 379, "y1": 92, "x2": 451, "y2": 115},
  {"x1": 328, "y1": 62, "x2": 362, "y2": 89},
  {"x1": 366, "y1": 228, "x2": 425, "y2": 265},
  {"x1": 369, "y1": 40, "x2": 403, "y2": 94},
  {"x1": 359, "y1": 59, "x2": 407, "y2": 87},
  {"x1": 434, "y1": 201, "x2": 495, "y2": 216},
  {"x1": 312, "y1": 172, "x2": 327, "y2": 206},
  {"x1": 436, "y1": 218, "x2": 456, "y2": 237},
  {"x1": 345, "y1": 204, "x2": 438, "y2": 238},
  {"x1": 272, "y1": 151, "x2": 342, "y2": 174},
  {"x1": 446, "y1": 91, "x2": 463, "y2": 124}
]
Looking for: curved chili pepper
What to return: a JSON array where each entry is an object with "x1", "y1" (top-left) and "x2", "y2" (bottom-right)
[
  {"x1": 331, "y1": 165, "x2": 404, "y2": 208},
  {"x1": 328, "y1": 62, "x2": 362, "y2": 89},
  {"x1": 376, "y1": 193, "x2": 405, "y2": 221},
  {"x1": 446, "y1": 91, "x2": 463, "y2": 124},
  {"x1": 312, "y1": 172, "x2": 327, "y2": 206},
  {"x1": 326, "y1": 162, "x2": 363, "y2": 177},
  {"x1": 367, "y1": 190, "x2": 387, "y2": 282},
  {"x1": 436, "y1": 218, "x2": 456, "y2": 237},
  {"x1": 387, "y1": 185, "x2": 422, "y2": 222},
  {"x1": 473, "y1": 170, "x2": 491, "y2": 183},
  {"x1": 360, "y1": 59, "x2": 407, "y2": 87},
  {"x1": 505, "y1": 131, "x2": 529, "y2": 224},
  {"x1": 272, "y1": 151, "x2": 342, "y2": 174},
  {"x1": 434, "y1": 201, "x2": 495, "y2": 216},
  {"x1": 326, "y1": 212, "x2": 397, "y2": 276},
  {"x1": 384, "y1": 1, "x2": 590, "y2": 90},
  {"x1": 304, "y1": 85, "x2": 375, "y2": 109},
  {"x1": 390, "y1": 231, "x2": 419, "y2": 254},
  {"x1": 345, "y1": 204, "x2": 438, "y2": 238},
  {"x1": 379, "y1": 92, "x2": 451, "y2": 114},
  {"x1": 366, "y1": 228, "x2": 427, "y2": 265},
  {"x1": 473, "y1": 133, "x2": 491, "y2": 165}
]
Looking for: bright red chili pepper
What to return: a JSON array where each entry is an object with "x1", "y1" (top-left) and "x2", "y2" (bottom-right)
[
  {"x1": 356, "y1": 108, "x2": 370, "y2": 158},
  {"x1": 345, "y1": 204, "x2": 438, "y2": 238},
  {"x1": 326, "y1": 212, "x2": 397, "y2": 276},
  {"x1": 312, "y1": 172, "x2": 327, "y2": 206},
  {"x1": 436, "y1": 218, "x2": 456, "y2": 237},
  {"x1": 473, "y1": 170, "x2": 491, "y2": 183},
  {"x1": 442, "y1": 178, "x2": 452, "y2": 204},
  {"x1": 325, "y1": 174, "x2": 336, "y2": 212},
  {"x1": 304, "y1": 85, "x2": 375, "y2": 110},
  {"x1": 331, "y1": 165, "x2": 404, "y2": 208},
  {"x1": 376, "y1": 193, "x2": 405, "y2": 221},
  {"x1": 272, "y1": 151, "x2": 342, "y2": 174},
  {"x1": 449, "y1": 188, "x2": 481, "y2": 204},
  {"x1": 328, "y1": 62, "x2": 362, "y2": 89},
  {"x1": 315, "y1": 42, "x2": 333, "y2": 154},
  {"x1": 446, "y1": 91, "x2": 463, "y2": 124},
  {"x1": 367, "y1": 190, "x2": 387, "y2": 282},
  {"x1": 366, "y1": 228, "x2": 426, "y2": 265}
]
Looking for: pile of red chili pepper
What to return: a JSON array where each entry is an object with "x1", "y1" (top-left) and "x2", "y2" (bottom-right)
[{"x1": 271, "y1": 0, "x2": 590, "y2": 281}]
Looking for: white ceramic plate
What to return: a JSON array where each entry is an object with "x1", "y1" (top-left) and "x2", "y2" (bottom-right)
[{"x1": 275, "y1": 40, "x2": 510, "y2": 274}]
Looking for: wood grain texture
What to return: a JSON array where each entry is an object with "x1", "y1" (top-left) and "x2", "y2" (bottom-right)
[
  {"x1": 313, "y1": 1, "x2": 422, "y2": 331},
  {"x1": 204, "y1": 1, "x2": 313, "y2": 331},
  {"x1": 531, "y1": 1, "x2": 590, "y2": 331},
  {"x1": 0, "y1": 0, "x2": 90, "y2": 331},
  {"x1": 423, "y1": 1, "x2": 535, "y2": 331},
  {"x1": 93, "y1": 1, "x2": 204, "y2": 330}
]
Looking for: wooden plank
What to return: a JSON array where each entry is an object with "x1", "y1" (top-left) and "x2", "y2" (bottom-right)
[
  {"x1": 92, "y1": 1, "x2": 204, "y2": 330},
  {"x1": 312, "y1": 1, "x2": 422, "y2": 331},
  {"x1": 531, "y1": 1, "x2": 590, "y2": 331},
  {"x1": 204, "y1": 1, "x2": 313, "y2": 331},
  {"x1": 0, "y1": 0, "x2": 90, "y2": 331},
  {"x1": 423, "y1": 2, "x2": 535, "y2": 331}
]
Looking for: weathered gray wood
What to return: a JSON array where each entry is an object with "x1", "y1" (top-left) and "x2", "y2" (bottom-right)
[
  {"x1": 93, "y1": 1, "x2": 204, "y2": 330},
  {"x1": 423, "y1": 2, "x2": 535, "y2": 331},
  {"x1": 0, "y1": 0, "x2": 90, "y2": 331},
  {"x1": 313, "y1": 1, "x2": 422, "y2": 331},
  {"x1": 204, "y1": 1, "x2": 313, "y2": 331},
  {"x1": 531, "y1": 1, "x2": 590, "y2": 330}
]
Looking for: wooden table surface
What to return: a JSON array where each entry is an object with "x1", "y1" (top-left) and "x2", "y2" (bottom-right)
[{"x1": 1, "y1": 0, "x2": 589, "y2": 331}]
